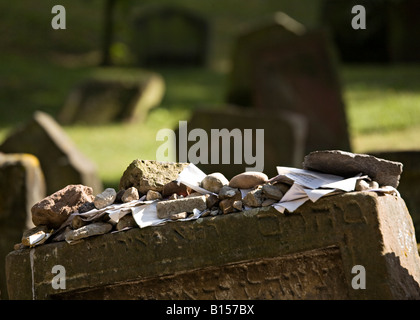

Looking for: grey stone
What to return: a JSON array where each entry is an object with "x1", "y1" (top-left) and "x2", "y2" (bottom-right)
[
  {"x1": 218, "y1": 186, "x2": 241, "y2": 201},
  {"x1": 145, "y1": 190, "x2": 162, "y2": 201},
  {"x1": 200, "y1": 172, "x2": 229, "y2": 193},
  {"x1": 156, "y1": 195, "x2": 207, "y2": 219},
  {"x1": 303, "y1": 150, "x2": 403, "y2": 188},
  {"x1": 119, "y1": 160, "x2": 189, "y2": 195},
  {"x1": 31, "y1": 184, "x2": 94, "y2": 229},
  {"x1": 262, "y1": 198, "x2": 277, "y2": 206},
  {"x1": 262, "y1": 184, "x2": 284, "y2": 201},
  {"x1": 229, "y1": 172, "x2": 268, "y2": 189},
  {"x1": 243, "y1": 188, "x2": 264, "y2": 207},
  {"x1": 233, "y1": 200, "x2": 243, "y2": 211},
  {"x1": 122, "y1": 187, "x2": 140, "y2": 203},
  {"x1": 78, "y1": 201, "x2": 95, "y2": 213},
  {"x1": 7, "y1": 192, "x2": 420, "y2": 300},
  {"x1": 65, "y1": 222, "x2": 113, "y2": 242},
  {"x1": 94, "y1": 188, "x2": 117, "y2": 209},
  {"x1": 0, "y1": 111, "x2": 102, "y2": 195}
]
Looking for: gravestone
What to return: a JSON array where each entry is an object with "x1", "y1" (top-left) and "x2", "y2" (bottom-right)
[
  {"x1": 0, "y1": 111, "x2": 103, "y2": 195},
  {"x1": 58, "y1": 72, "x2": 165, "y2": 125},
  {"x1": 252, "y1": 29, "x2": 351, "y2": 154},
  {"x1": 6, "y1": 192, "x2": 420, "y2": 299},
  {"x1": 0, "y1": 153, "x2": 46, "y2": 299},
  {"x1": 130, "y1": 5, "x2": 209, "y2": 67},
  {"x1": 372, "y1": 151, "x2": 420, "y2": 241},
  {"x1": 226, "y1": 12, "x2": 307, "y2": 107},
  {"x1": 174, "y1": 105, "x2": 307, "y2": 179}
]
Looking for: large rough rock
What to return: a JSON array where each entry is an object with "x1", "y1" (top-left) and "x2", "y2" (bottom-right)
[
  {"x1": 6, "y1": 192, "x2": 420, "y2": 300},
  {"x1": 119, "y1": 160, "x2": 189, "y2": 195},
  {"x1": 156, "y1": 195, "x2": 207, "y2": 219},
  {"x1": 0, "y1": 111, "x2": 103, "y2": 195},
  {"x1": 31, "y1": 184, "x2": 95, "y2": 229},
  {"x1": 0, "y1": 153, "x2": 45, "y2": 299},
  {"x1": 302, "y1": 150, "x2": 403, "y2": 188}
]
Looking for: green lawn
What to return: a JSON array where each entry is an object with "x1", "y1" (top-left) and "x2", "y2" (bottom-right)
[{"x1": 1, "y1": 53, "x2": 420, "y2": 190}]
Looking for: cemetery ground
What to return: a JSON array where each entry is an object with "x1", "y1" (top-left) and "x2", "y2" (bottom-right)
[{"x1": 1, "y1": 52, "x2": 420, "y2": 190}]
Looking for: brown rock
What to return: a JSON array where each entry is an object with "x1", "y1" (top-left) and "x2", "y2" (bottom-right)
[
  {"x1": 302, "y1": 150, "x2": 403, "y2": 188},
  {"x1": 162, "y1": 181, "x2": 189, "y2": 197},
  {"x1": 219, "y1": 198, "x2": 236, "y2": 214},
  {"x1": 229, "y1": 172, "x2": 268, "y2": 189},
  {"x1": 146, "y1": 190, "x2": 162, "y2": 201},
  {"x1": 116, "y1": 214, "x2": 137, "y2": 231},
  {"x1": 201, "y1": 172, "x2": 229, "y2": 193},
  {"x1": 205, "y1": 194, "x2": 219, "y2": 208},
  {"x1": 122, "y1": 187, "x2": 140, "y2": 202},
  {"x1": 31, "y1": 184, "x2": 94, "y2": 229}
]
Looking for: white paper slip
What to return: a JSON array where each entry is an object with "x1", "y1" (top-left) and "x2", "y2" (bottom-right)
[{"x1": 176, "y1": 163, "x2": 215, "y2": 195}]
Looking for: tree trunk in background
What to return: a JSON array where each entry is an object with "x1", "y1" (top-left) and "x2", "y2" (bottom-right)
[{"x1": 100, "y1": 0, "x2": 117, "y2": 66}]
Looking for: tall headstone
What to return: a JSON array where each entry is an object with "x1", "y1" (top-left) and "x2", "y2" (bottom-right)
[
  {"x1": 0, "y1": 153, "x2": 46, "y2": 299},
  {"x1": 130, "y1": 5, "x2": 209, "y2": 67},
  {"x1": 174, "y1": 106, "x2": 307, "y2": 179},
  {"x1": 58, "y1": 73, "x2": 165, "y2": 125},
  {"x1": 226, "y1": 12, "x2": 307, "y2": 107},
  {"x1": 227, "y1": 13, "x2": 351, "y2": 155},
  {"x1": 0, "y1": 111, "x2": 103, "y2": 195}
]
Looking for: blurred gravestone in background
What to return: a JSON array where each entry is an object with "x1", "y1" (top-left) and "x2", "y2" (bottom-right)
[
  {"x1": 58, "y1": 72, "x2": 165, "y2": 125},
  {"x1": 175, "y1": 106, "x2": 307, "y2": 179},
  {"x1": 0, "y1": 111, "x2": 103, "y2": 195},
  {"x1": 252, "y1": 29, "x2": 351, "y2": 154},
  {"x1": 129, "y1": 5, "x2": 210, "y2": 67},
  {"x1": 0, "y1": 153, "x2": 45, "y2": 299},
  {"x1": 227, "y1": 12, "x2": 351, "y2": 155},
  {"x1": 321, "y1": 0, "x2": 420, "y2": 63}
]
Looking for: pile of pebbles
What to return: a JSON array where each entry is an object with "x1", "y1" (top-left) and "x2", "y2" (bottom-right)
[{"x1": 16, "y1": 150, "x2": 403, "y2": 249}]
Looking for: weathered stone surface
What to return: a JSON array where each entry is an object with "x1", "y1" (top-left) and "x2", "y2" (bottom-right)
[
  {"x1": 31, "y1": 184, "x2": 94, "y2": 229},
  {"x1": 94, "y1": 188, "x2": 117, "y2": 209},
  {"x1": 0, "y1": 111, "x2": 102, "y2": 195},
  {"x1": 242, "y1": 188, "x2": 264, "y2": 207},
  {"x1": 303, "y1": 150, "x2": 403, "y2": 188},
  {"x1": 0, "y1": 152, "x2": 46, "y2": 300},
  {"x1": 355, "y1": 179, "x2": 379, "y2": 192},
  {"x1": 371, "y1": 151, "x2": 420, "y2": 243},
  {"x1": 122, "y1": 187, "x2": 140, "y2": 203},
  {"x1": 156, "y1": 195, "x2": 207, "y2": 219},
  {"x1": 262, "y1": 184, "x2": 284, "y2": 200},
  {"x1": 205, "y1": 194, "x2": 219, "y2": 209},
  {"x1": 119, "y1": 160, "x2": 189, "y2": 195},
  {"x1": 145, "y1": 190, "x2": 162, "y2": 201},
  {"x1": 58, "y1": 73, "x2": 165, "y2": 125},
  {"x1": 219, "y1": 198, "x2": 237, "y2": 215},
  {"x1": 229, "y1": 172, "x2": 268, "y2": 189},
  {"x1": 65, "y1": 222, "x2": 113, "y2": 242},
  {"x1": 6, "y1": 192, "x2": 420, "y2": 300},
  {"x1": 200, "y1": 172, "x2": 229, "y2": 193}
]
